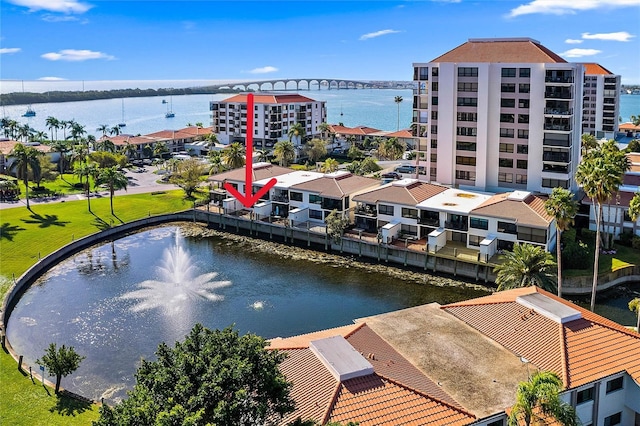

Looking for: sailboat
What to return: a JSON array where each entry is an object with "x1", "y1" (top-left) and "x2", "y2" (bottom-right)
[
  {"x1": 165, "y1": 96, "x2": 175, "y2": 118},
  {"x1": 21, "y1": 81, "x2": 36, "y2": 117},
  {"x1": 118, "y1": 99, "x2": 126, "y2": 127}
]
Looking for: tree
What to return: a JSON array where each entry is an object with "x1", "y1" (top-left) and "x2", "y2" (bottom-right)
[
  {"x1": 153, "y1": 141, "x2": 169, "y2": 159},
  {"x1": 346, "y1": 157, "x2": 381, "y2": 176},
  {"x1": 274, "y1": 140, "x2": 296, "y2": 167},
  {"x1": 96, "y1": 138, "x2": 116, "y2": 153},
  {"x1": 581, "y1": 133, "x2": 598, "y2": 156},
  {"x1": 222, "y1": 142, "x2": 245, "y2": 169},
  {"x1": 255, "y1": 148, "x2": 271, "y2": 163},
  {"x1": 94, "y1": 324, "x2": 294, "y2": 426},
  {"x1": 208, "y1": 150, "x2": 224, "y2": 175},
  {"x1": 96, "y1": 124, "x2": 109, "y2": 136},
  {"x1": 494, "y1": 243, "x2": 557, "y2": 292},
  {"x1": 304, "y1": 138, "x2": 327, "y2": 164},
  {"x1": 288, "y1": 122, "x2": 305, "y2": 146},
  {"x1": 629, "y1": 298, "x2": 640, "y2": 332},
  {"x1": 509, "y1": 371, "x2": 579, "y2": 426},
  {"x1": 120, "y1": 142, "x2": 138, "y2": 161},
  {"x1": 9, "y1": 143, "x2": 42, "y2": 210},
  {"x1": 49, "y1": 140, "x2": 71, "y2": 175},
  {"x1": 96, "y1": 166, "x2": 128, "y2": 215},
  {"x1": 347, "y1": 145, "x2": 365, "y2": 161},
  {"x1": 170, "y1": 158, "x2": 207, "y2": 198},
  {"x1": 89, "y1": 151, "x2": 126, "y2": 169},
  {"x1": 45, "y1": 116, "x2": 61, "y2": 141},
  {"x1": 36, "y1": 343, "x2": 85, "y2": 394},
  {"x1": 325, "y1": 209, "x2": 349, "y2": 244},
  {"x1": 631, "y1": 114, "x2": 640, "y2": 126},
  {"x1": 394, "y1": 95, "x2": 403, "y2": 131},
  {"x1": 544, "y1": 188, "x2": 578, "y2": 298},
  {"x1": 575, "y1": 140, "x2": 629, "y2": 311},
  {"x1": 73, "y1": 161, "x2": 98, "y2": 212},
  {"x1": 378, "y1": 137, "x2": 406, "y2": 160},
  {"x1": 320, "y1": 158, "x2": 339, "y2": 173}
]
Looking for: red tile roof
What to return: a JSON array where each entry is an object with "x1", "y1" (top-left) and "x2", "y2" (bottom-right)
[
  {"x1": 220, "y1": 93, "x2": 320, "y2": 104},
  {"x1": 620, "y1": 122, "x2": 640, "y2": 132},
  {"x1": 0, "y1": 141, "x2": 52, "y2": 155},
  {"x1": 431, "y1": 38, "x2": 567, "y2": 64},
  {"x1": 328, "y1": 125, "x2": 382, "y2": 136},
  {"x1": 443, "y1": 286, "x2": 640, "y2": 389},
  {"x1": 208, "y1": 163, "x2": 293, "y2": 184},
  {"x1": 353, "y1": 181, "x2": 448, "y2": 206},
  {"x1": 471, "y1": 192, "x2": 553, "y2": 228},
  {"x1": 583, "y1": 63, "x2": 615, "y2": 75},
  {"x1": 270, "y1": 324, "x2": 474, "y2": 425}
]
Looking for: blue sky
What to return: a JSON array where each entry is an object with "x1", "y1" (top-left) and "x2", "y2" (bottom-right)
[{"x1": 1, "y1": 0, "x2": 639, "y2": 84}]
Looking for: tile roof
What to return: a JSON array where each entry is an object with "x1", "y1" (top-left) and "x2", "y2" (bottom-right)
[
  {"x1": 583, "y1": 63, "x2": 615, "y2": 75},
  {"x1": 0, "y1": 141, "x2": 52, "y2": 155},
  {"x1": 208, "y1": 163, "x2": 292, "y2": 184},
  {"x1": 328, "y1": 125, "x2": 382, "y2": 136},
  {"x1": 471, "y1": 192, "x2": 553, "y2": 227},
  {"x1": 431, "y1": 38, "x2": 567, "y2": 64},
  {"x1": 443, "y1": 286, "x2": 640, "y2": 389},
  {"x1": 290, "y1": 172, "x2": 380, "y2": 199},
  {"x1": 353, "y1": 180, "x2": 448, "y2": 206},
  {"x1": 146, "y1": 129, "x2": 195, "y2": 139},
  {"x1": 620, "y1": 122, "x2": 640, "y2": 132},
  {"x1": 270, "y1": 324, "x2": 474, "y2": 425},
  {"x1": 220, "y1": 93, "x2": 320, "y2": 104},
  {"x1": 178, "y1": 126, "x2": 213, "y2": 137}
]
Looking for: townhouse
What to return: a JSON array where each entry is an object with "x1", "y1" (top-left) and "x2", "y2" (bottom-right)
[
  {"x1": 251, "y1": 170, "x2": 324, "y2": 219},
  {"x1": 0, "y1": 140, "x2": 52, "y2": 174},
  {"x1": 412, "y1": 37, "x2": 584, "y2": 194},
  {"x1": 269, "y1": 286, "x2": 640, "y2": 425}
]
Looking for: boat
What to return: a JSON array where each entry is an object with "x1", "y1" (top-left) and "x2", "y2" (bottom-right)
[
  {"x1": 22, "y1": 106, "x2": 36, "y2": 117},
  {"x1": 162, "y1": 99, "x2": 168, "y2": 104},
  {"x1": 118, "y1": 99, "x2": 126, "y2": 127},
  {"x1": 165, "y1": 96, "x2": 175, "y2": 118}
]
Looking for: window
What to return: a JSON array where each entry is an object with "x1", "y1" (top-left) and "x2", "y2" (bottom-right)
[
  {"x1": 500, "y1": 114, "x2": 515, "y2": 123},
  {"x1": 518, "y1": 226, "x2": 546, "y2": 243},
  {"x1": 470, "y1": 218, "x2": 489, "y2": 230},
  {"x1": 457, "y1": 97, "x2": 478, "y2": 107},
  {"x1": 542, "y1": 178, "x2": 568, "y2": 189},
  {"x1": 516, "y1": 174, "x2": 527, "y2": 184},
  {"x1": 458, "y1": 67, "x2": 478, "y2": 77},
  {"x1": 457, "y1": 112, "x2": 478, "y2": 122},
  {"x1": 432, "y1": 81, "x2": 439, "y2": 91},
  {"x1": 431, "y1": 125, "x2": 438, "y2": 134},
  {"x1": 415, "y1": 66, "x2": 429, "y2": 80},
  {"x1": 456, "y1": 156, "x2": 476, "y2": 166},
  {"x1": 457, "y1": 127, "x2": 477, "y2": 136},
  {"x1": 457, "y1": 141, "x2": 477, "y2": 151},
  {"x1": 519, "y1": 99, "x2": 530, "y2": 108},
  {"x1": 469, "y1": 235, "x2": 483, "y2": 246},
  {"x1": 517, "y1": 160, "x2": 528, "y2": 169},
  {"x1": 309, "y1": 209, "x2": 323, "y2": 219},
  {"x1": 501, "y1": 83, "x2": 516, "y2": 93},
  {"x1": 457, "y1": 82, "x2": 478, "y2": 92},
  {"x1": 500, "y1": 128, "x2": 514, "y2": 138},
  {"x1": 606, "y1": 376, "x2": 623, "y2": 393},
  {"x1": 499, "y1": 158, "x2": 514, "y2": 168},
  {"x1": 378, "y1": 204, "x2": 394, "y2": 215},
  {"x1": 519, "y1": 83, "x2": 530, "y2": 93},
  {"x1": 431, "y1": 110, "x2": 438, "y2": 120},
  {"x1": 519, "y1": 68, "x2": 531, "y2": 78},
  {"x1": 604, "y1": 413, "x2": 621, "y2": 426},
  {"x1": 498, "y1": 221, "x2": 517, "y2": 234},
  {"x1": 402, "y1": 208, "x2": 418, "y2": 219},
  {"x1": 456, "y1": 170, "x2": 475, "y2": 181},
  {"x1": 501, "y1": 68, "x2": 516, "y2": 77},
  {"x1": 431, "y1": 139, "x2": 438, "y2": 148},
  {"x1": 501, "y1": 98, "x2": 516, "y2": 108},
  {"x1": 499, "y1": 143, "x2": 514, "y2": 153},
  {"x1": 289, "y1": 192, "x2": 302, "y2": 202},
  {"x1": 576, "y1": 387, "x2": 594, "y2": 404},
  {"x1": 518, "y1": 129, "x2": 529, "y2": 139},
  {"x1": 432, "y1": 67, "x2": 439, "y2": 76},
  {"x1": 431, "y1": 153, "x2": 437, "y2": 162},
  {"x1": 309, "y1": 194, "x2": 322, "y2": 204},
  {"x1": 518, "y1": 114, "x2": 529, "y2": 124},
  {"x1": 498, "y1": 173, "x2": 513, "y2": 183}
]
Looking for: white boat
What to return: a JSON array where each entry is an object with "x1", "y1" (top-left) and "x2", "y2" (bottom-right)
[
  {"x1": 118, "y1": 99, "x2": 126, "y2": 127},
  {"x1": 22, "y1": 106, "x2": 36, "y2": 117},
  {"x1": 165, "y1": 96, "x2": 175, "y2": 118}
]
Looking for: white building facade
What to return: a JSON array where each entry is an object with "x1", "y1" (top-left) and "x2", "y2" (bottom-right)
[
  {"x1": 582, "y1": 63, "x2": 621, "y2": 140},
  {"x1": 412, "y1": 38, "x2": 584, "y2": 194},
  {"x1": 210, "y1": 93, "x2": 326, "y2": 148}
]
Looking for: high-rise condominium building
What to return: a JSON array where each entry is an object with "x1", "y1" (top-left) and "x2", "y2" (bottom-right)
[
  {"x1": 210, "y1": 93, "x2": 326, "y2": 147},
  {"x1": 582, "y1": 63, "x2": 621, "y2": 140},
  {"x1": 412, "y1": 38, "x2": 584, "y2": 194}
]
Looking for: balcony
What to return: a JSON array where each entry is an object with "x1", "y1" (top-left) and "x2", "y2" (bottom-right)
[
  {"x1": 542, "y1": 152, "x2": 569, "y2": 163},
  {"x1": 355, "y1": 205, "x2": 377, "y2": 217},
  {"x1": 545, "y1": 75, "x2": 574, "y2": 83},
  {"x1": 544, "y1": 123, "x2": 572, "y2": 132},
  {"x1": 272, "y1": 194, "x2": 289, "y2": 203},
  {"x1": 418, "y1": 217, "x2": 440, "y2": 227},
  {"x1": 445, "y1": 220, "x2": 468, "y2": 231},
  {"x1": 545, "y1": 90, "x2": 573, "y2": 99},
  {"x1": 542, "y1": 164, "x2": 569, "y2": 174},
  {"x1": 544, "y1": 108, "x2": 572, "y2": 115}
]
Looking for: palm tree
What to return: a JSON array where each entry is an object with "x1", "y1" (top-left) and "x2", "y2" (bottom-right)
[
  {"x1": 544, "y1": 187, "x2": 578, "y2": 298},
  {"x1": 273, "y1": 140, "x2": 295, "y2": 167},
  {"x1": 73, "y1": 161, "x2": 98, "y2": 212},
  {"x1": 49, "y1": 140, "x2": 71, "y2": 175},
  {"x1": 153, "y1": 141, "x2": 169, "y2": 159},
  {"x1": 320, "y1": 158, "x2": 339, "y2": 173},
  {"x1": 305, "y1": 138, "x2": 327, "y2": 164},
  {"x1": 378, "y1": 137, "x2": 406, "y2": 160},
  {"x1": 45, "y1": 116, "x2": 60, "y2": 142},
  {"x1": 255, "y1": 148, "x2": 271, "y2": 163},
  {"x1": 208, "y1": 151, "x2": 224, "y2": 175},
  {"x1": 394, "y1": 95, "x2": 403, "y2": 131},
  {"x1": 109, "y1": 125, "x2": 121, "y2": 136},
  {"x1": 581, "y1": 133, "x2": 598, "y2": 156},
  {"x1": 68, "y1": 122, "x2": 86, "y2": 143},
  {"x1": 96, "y1": 124, "x2": 109, "y2": 137},
  {"x1": 9, "y1": 143, "x2": 42, "y2": 210},
  {"x1": 32, "y1": 130, "x2": 48, "y2": 143},
  {"x1": 96, "y1": 166, "x2": 128, "y2": 215},
  {"x1": 96, "y1": 139, "x2": 116, "y2": 153},
  {"x1": 509, "y1": 371, "x2": 579, "y2": 426},
  {"x1": 222, "y1": 142, "x2": 245, "y2": 169},
  {"x1": 288, "y1": 122, "x2": 305, "y2": 146},
  {"x1": 494, "y1": 243, "x2": 557, "y2": 292},
  {"x1": 120, "y1": 142, "x2": 138, "y2": 161},
  {"x1": 575, "y1": 141, "x2": 629, "y2": 311}
]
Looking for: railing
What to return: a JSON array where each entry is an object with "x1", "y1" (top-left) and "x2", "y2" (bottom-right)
[
  {"x1": 545, "y1": 91, "x2": 573, "y2": 99},
  {"x1": 544, "y1": 108, "x2": 572, "y2": 115},
  {"x1": 543, "y1": 138, "x2": 571, "y2": 148},
  {"x1": 354, "y1": 207, "x2": 377, "y2": 217},
  {"x1": 542, "y1": 153, "x2": 569, "y2": 163},
  {"x1": 545, "y1": 76, "x2": 574, "y2": 83},
  {"x1": 544, "y1": 124, "x2": 572, "y2": 131},
  {"x1": 444, "y1": 221, "x2": 468, "y2": 231},
  {"x1": 272, "y1": 194, "x2": 289, "y2": 203},
  {"x1": 418, "y1": 217, "x2": 440, "y2": 226}
]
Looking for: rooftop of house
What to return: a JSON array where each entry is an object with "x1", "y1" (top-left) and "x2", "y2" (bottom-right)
[
  {"x1": 255, "y1": 170, "x2": 324, "y2": 189},
  {"x1": 208, "y1": 163, "x2": 292, "y2": 184},
  {"x1": 289, "y1": 171, "x2": 380, "y2": 199},
  {"x1": 328, "y1": 124, "x2": 382, "y2": 137},
  {"x1": 353, "y1": 180, "x2": 448, "y2": 206},
  {"x1": 470, "y1": 191, "x2": 553, "y2": 228},
  {"x1": 268, "y1": 323, "x2": 475, "y2": 426},
  {"x1": 583, "y1": 62, "x2": 615, "y2": 75},
  {"x1": 417, "y1": 188, "x2": 493, "y2": 215},
  {"x1": 0, "y1": 140, "x2": 52, "y2": 155},
  {"x1": 218, "y1": 93, "x2": 321, "y2": 105},
  {"x1": 429, "y1": 37, "x2": 567, "y2": 64}
]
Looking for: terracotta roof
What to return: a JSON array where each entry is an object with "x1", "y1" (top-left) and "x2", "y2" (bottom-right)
[
  {"x1": 443, "y1": 286, "x2": 640, "y2": 389},
  {"x1": 328, "y1": 125, "x2": 381, "y2": 136},
  {"x1": 290, "y1": 172, "x2": 380, "y2": 199},
  {"x1": 353, "y1": 181, "x2": 448, "y2": 206},
  {"x1": 146, "y1": 129, "x2": 194, "y2": 139},
  {"x1": 580, "y1": 189, "x2": 635, "y2": 208},
  {"x1": 98, "y1": 135, "x2": 161, "y2": 147},
  {"x1": 471, "y1": 192, "x2": 553, "y2": 227},
  {"x1": 583, "y1": 63, "x2": 614, "y2": 75},
  {"x1": 208, "y1": 163, "x2": 292, "y2": 184},
  {"x1": 620, "y1": 122, "x2": 640, "y2": 132},
  {"x1": 385, "y1": 129, "x2": 412, "y2": 138},
  {"x1": 431, "y1": 38, "x2": 567, "y2": 64},
  {"x1": 0, "y1": 141, "x2": 52, "y2": 155},
  {"x1": 178, "y1": 126, "x2": 213, "y2": 137},
  {"x1": 219, "y1": 93, "x2": 319, "y2": 104},
  {"x1": 270, "y1": 324, "x2": 474, "y2": 425}
]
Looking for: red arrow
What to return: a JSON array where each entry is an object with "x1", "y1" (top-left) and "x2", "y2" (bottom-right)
[{"x1": 224, "y1": 93, "x2": 277, "y2": 208}]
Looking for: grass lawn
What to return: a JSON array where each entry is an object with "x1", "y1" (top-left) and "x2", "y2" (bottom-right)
[
  {"x1": 0, "y1": 190, "x2": 192, "y2": 426},
  {"x1": 564, "y1": 238, "x2": 640, "y2": 278}
]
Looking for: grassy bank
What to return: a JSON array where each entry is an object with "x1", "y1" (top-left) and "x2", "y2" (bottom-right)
[{"x1": 0, "y1": 190, "x2": 190, "y2": 426}]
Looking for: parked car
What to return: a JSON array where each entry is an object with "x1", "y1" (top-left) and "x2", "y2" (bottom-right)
[
  {"x1": 381, "y1": 172, "x2": 401, "y2": 180},
  {"x1": 394, "y1": 165, "x2": 415, "y2": 174}
]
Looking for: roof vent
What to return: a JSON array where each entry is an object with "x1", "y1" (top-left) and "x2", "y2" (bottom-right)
[
  {"x1": 507, "y1": 191, "x2": 531, "y2": 201},
  {"x1": 309, "y1": 336, "x2": 374, "y2": 381},
  {"x1": 254, "y1": 162, "x2": 271, "y2": 170},
  {"x1": 324, "y1": 170, "x2": 351, "y2": 179},
  {"x1": 516, "y1": 293, "x2": 581, "y2": 324},
  {"x1": 392, "y1": 178, "x2": 419, "y2": 187}
]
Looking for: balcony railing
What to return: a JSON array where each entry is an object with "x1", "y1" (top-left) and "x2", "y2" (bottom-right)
[
  {"x1": 543, "y1": 152, "x2": 569, "y2": 163},
  {"x1": 542, "y1": 164, "x2": 569, "y2": 174},
  {"x1": 354, "y1": 206, "x2": 377, "y2": 217},
  {"x1": 444, "y1": 221, "x2": 468, "y2": 231},
  {"x1": 545, "y1": 76, "x2": 574, "y2": 83},
  {"x1": 545, "y1": 91, "x2": 573, "y2": 99},
  {"x1": 543, "y1": 138, "x2": 571, "y2": 147},
  {"x1": 418, "y1": 217, "x2": 440, "y2": 226},
  {"x1": 545, "y1": 108, "x2": 572, "y2": 115},
  {"x1": 272, "y1": 194, "x2": 289, "y2": 203},
  {"x1": 544, "y1": 124, "x2": 572, "y2": 131}
]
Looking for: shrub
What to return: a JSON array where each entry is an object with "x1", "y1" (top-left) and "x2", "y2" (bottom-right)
[{"x1": 563, "y1": 239, "x2": 590, "y2": 270}]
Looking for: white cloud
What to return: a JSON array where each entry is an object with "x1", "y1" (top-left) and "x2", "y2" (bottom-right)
[
  {"x1": 42, "y1": 14, "x2": 81, "y2": 22},
  {"x1": 509, "y1": 0, "x2": 639, "y2": 17},
  {"x1": 560, "y1": 48, "x2": 602, "y2": 58},
  {"x1": 38, "y1": 76, "x2": 67, "y2": 81},
  {"x1": 0, "y1": 48, "x2": 21, "y2": 54},
  {"x1": 41, "y1": 49, "x2": 115, "y2": 61},
  {"x1": 565, "y1": 39, "x2": 583, "y2": 44},
  {"x1": 581, "y1": 31, "x2": 635, "y2": 41},
  {"x1": 7, "y1": 0, "x2": 92, "y2": 14},
  {"x1": 359, "y1": 29, "x2": 401, "y2": 41},
  {"x1": 248, "y1": 66, "x2": 278, "y2": 74}
]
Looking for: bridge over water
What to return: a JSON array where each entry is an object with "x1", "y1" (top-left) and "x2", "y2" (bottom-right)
[{"x1": 208, "y1": 78, "x2": 373, "y2": 91}]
